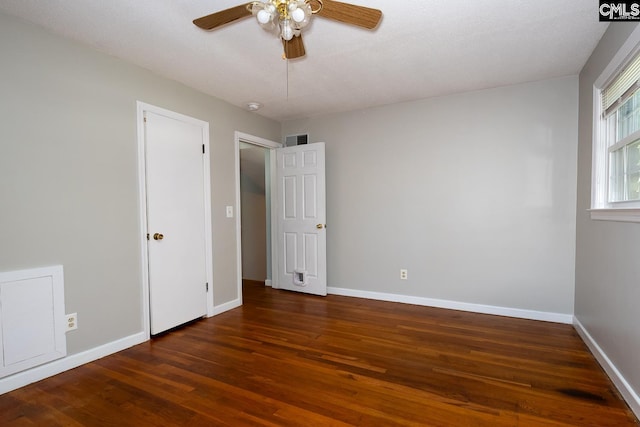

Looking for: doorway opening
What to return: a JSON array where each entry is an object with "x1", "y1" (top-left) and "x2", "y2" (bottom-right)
[
  {"x1": 239, "y1": 142, "x2": 269, "y2": 287},
  {"x1": 234, "y1": 132, "x2": 281, "y2": 301}
]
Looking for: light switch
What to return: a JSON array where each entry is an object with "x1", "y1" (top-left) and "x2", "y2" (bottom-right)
[{"x1": 226, "y1": 206, "x2": 233, "y2": 218}]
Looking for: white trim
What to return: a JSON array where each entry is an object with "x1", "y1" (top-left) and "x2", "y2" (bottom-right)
[
  {"x1": 268, "y1": 148, "x2": 279, "y2": 288},
  {"x1": 234, "y1": 136, "x2": 243, "y2": 307},
  {"x1": 136, "y1": 101, "x2": 215, "y2": 341},
  {"x1": 212, "y1": 298, "x2": 242, "y2": 316},
  {"x1": 202, "y1": 125, "x2": 214, "y2": 318},
  {"x1": 234, "y1": 132, "x2": 282, "y2": 302},
  {"x1": 592, "y1": 85, "x2": 607, "y2": 208},
  {"x1": 573, "y1": 317, "x2": 640, "y2": 419},
  {"x1": 265, "y1": 279, "x2": 272, "y2": 287},
  {"x1": 0, "y1": 331, "x2": 146, "y2": 395},
  {"x1": 589, "y1": 208, "x2": 640, "y2": 222},
  {"x1": 327, "y1": 287, "x2": 573, "y2": 324},
  {"x1": 136, "y1": 102, "x2": 151, "y2": 340}
]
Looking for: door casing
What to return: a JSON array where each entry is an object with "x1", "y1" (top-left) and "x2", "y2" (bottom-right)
[{"x1": 137, "y1": 102, "x2": 214, "y2": 340}]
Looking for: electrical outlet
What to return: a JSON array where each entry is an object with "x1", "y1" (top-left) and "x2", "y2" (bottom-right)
[
  {"x1": 400, "y1": 269, "x2": 408, "y2": 280},
  {"x1": 66, "y1": 313, "x2": 78, "y2": 331}
]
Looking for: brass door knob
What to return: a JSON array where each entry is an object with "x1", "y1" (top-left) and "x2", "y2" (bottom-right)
[
  {"x1": 153, "y1": 233, "x2": 164, "y2": 240},
  {"x1": 316, "y1": 224, "x2": 326, "y2": 229}
]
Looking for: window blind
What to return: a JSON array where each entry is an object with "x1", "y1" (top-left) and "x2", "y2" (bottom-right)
[{"x1": 603, "y1": 53, "x2": 640, "y2": 116}]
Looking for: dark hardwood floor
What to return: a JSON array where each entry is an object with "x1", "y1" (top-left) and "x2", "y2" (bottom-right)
[{"x1": 1, "y1": 281, "x2": 637, "y2": 426}]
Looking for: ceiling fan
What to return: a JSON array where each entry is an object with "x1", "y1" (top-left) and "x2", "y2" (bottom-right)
[{"x1": 193, "y1": 0, "x2": 382, "y2": 59}]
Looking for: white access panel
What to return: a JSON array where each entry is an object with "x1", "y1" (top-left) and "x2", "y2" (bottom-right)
[{"x1": 0, "y1": 266, "x2": 67, "y2": 378}]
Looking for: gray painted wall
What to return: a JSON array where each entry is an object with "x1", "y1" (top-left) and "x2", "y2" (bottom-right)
[
  {"x1": 576, "y1": 22, "x2": 640, "y2": 399},
  {"x1": 283, "y1": 76, "x2": 579, "y2": 315},
  {"x1": 0, "y1": 12, "x2": 280, "y2": 355},
  {"x1": 7, "y1": 6, "x2": 636, "y2": 404}
]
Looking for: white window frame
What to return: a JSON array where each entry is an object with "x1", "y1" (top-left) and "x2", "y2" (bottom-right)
[{"x1": 591, "y1": 26, "x2": 640, "y2": 223}]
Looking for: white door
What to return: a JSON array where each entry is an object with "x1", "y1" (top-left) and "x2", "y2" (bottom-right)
[
  {"x1": 275, "y1": 142, "x2": 327, "y2": 296},
  {"x1": 145, "y1": 111, "x2": 208, "y2": 334}
]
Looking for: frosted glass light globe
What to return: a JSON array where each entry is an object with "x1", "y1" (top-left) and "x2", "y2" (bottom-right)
[
  {"x1": 281, "y1": 21, "x2": 294, "y2": 40},
  {"x1": 291, "y1": 7, "x2": 305, "y2": 23},
  {"x1": 257, "y1": 9, "x2": 271, "y2": 24}
]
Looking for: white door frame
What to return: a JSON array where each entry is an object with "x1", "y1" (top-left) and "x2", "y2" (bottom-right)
[
  {"x1": 234, "y1": 131, "x2": 282, "y2": 300},
  {"x1": 137, "y1": 102, "x2": 214, "y2": 340}
]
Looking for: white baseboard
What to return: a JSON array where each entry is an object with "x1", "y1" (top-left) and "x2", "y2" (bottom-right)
[
  {"x1": 212, "y1": 298, "x2": 242, "y2": 316},
  {"x1": 1, "y1": 297, "x2": 243, "y2": 395},
  {"x1": 265, "y1": 279, "x2": 272, "y2": 287},
  {"x1": 0, "y1": 331, "x2": 146, "y2": 395},
  {"x1": 573, "y1": 317, "x2": 640, "y2": 419},
  {"x1": 327, "y1": 287, "x2": 573, "y2": 324}
]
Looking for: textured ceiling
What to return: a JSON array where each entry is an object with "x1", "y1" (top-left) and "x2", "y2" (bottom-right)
[{"x1": 0, "y1": 0, "x2": 608, "y2": 122}]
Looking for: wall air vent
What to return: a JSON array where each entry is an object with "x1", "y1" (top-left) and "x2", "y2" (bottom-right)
[{"x1": 285, "y1": 134, "x2": 308, "y2": 147}]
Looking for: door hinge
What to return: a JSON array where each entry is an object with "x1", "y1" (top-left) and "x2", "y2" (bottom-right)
[
  {"x1": 146, "y1": 233, "x2": 149, "y2": 240},
  {"x1": 206, "y1": 282, "x2": 209, "y2": 292},
  {"x1": 144, "y1": 117, "x2": 147, "y2": 123},
  {"x1": 202, "y1": 144, "x2": 205, "y2": 154}
]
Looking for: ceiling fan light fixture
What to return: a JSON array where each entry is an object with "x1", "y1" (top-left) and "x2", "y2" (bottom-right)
[
  {"x1": 193, "y1": 1, "x2": 381, "y2": 59},
  {"x1": 249, "y1": 0, "x2": 321, "y2": 41}
]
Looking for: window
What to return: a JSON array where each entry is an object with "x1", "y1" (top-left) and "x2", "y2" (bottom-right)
[
  {"x1": 591, "y1": 28, "x2": 640, "y2": 222},
  {"x1": 603, "y1": 57, "x2": 640, "y2": 203}
]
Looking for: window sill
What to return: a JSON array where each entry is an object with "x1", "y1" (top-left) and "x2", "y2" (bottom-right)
[{"x1": 589, "y1": 208, "x2": 640, "y2": 223}]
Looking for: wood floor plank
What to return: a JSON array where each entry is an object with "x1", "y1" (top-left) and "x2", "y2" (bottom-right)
[{"x1": 0, "y1": 281, "x2": 637, "y2": 426}]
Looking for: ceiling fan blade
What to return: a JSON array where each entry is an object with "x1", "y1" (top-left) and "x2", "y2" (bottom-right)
[
  {"x1": 283, "y1": 35, "x2": 306, "y2": 59},
  {"x1": 193, "y1": 3, "x2": 252, "y2": 30},
  {"x1": 316, "y1": 0, "x2": 382, "y2": 30}
]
